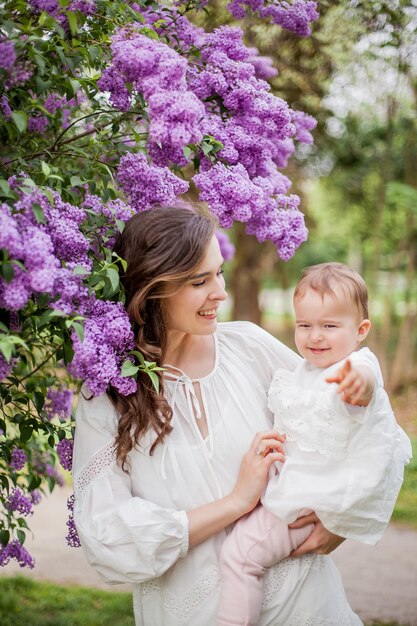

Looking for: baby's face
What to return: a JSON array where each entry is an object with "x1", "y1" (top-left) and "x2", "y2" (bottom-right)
[{"x1": 294, "y1": 287, "x2": 368, "y2": 369}]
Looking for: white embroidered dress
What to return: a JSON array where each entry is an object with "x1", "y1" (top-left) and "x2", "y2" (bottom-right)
[
  {"x1": 73, "y1": 322, "x2": 366, "y2": 626},
  {"x1": 264, "y1": 348, "x2": 412, "y2": 544}
]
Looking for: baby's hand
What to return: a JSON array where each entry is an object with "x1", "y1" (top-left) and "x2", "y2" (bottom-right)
[{"x1": 326, "y1": 359, "x2": 374, "y2": 406}]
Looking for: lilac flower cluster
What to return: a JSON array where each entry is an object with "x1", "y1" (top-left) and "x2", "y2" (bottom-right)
[
  {"x1": 0, "y1": 39, "x2": 16, "y2": 72},
  {"x1": 227, "y1": 0, "x2": 319, "y2": 36},
  {"x1": 116, "y1": 153, "x2": 189, "y2": 212},
  {"x1": 66, "y1": 494, "x2": 81, "y2": 547},
  {"x1": 0, "y1": 95, "x2": 12, "y2": 118},
  {"x1": 0, "y1": 37, "x2": 32, "y2": 90},
  {"x1": 99, "y1": 25, "x2": 206, "y2": 165},
  {"x1": 0, "y1": 539, "x2": 35, "y2": 568},
  {"x1": 69, "y1": 299, "x2": 137, "y2": 396},
  {"x1": 5, "y1": 488, "x2": 33, "y2": 516},
  {"x1": 0, "y1": 353, "x2": 14, "y2": 382},
  {"x1": 32, "y1": 451, "x2": 65, "y2": 487},
  {"x1": 99, "y1": 11, "x2": 315, "y2": 259},
  {"x1": 27, "y1": 115, "x2": 49, "y2": 134},
  {"x1": 216, "y1": 230, "x2": 236, "y2": 262},
  {"x1": 11, "y1": 448, "x2": 27, "y2": 471},
  {"x1": 30, "y1": 490, "x2": 42, "y2": 505},
  {"x1": 44, "y1": 388, "x2": 73, "y2": 421},
  {"x1": 56, "y1": 438, "x2": 73, "y2": 471},
  {"x1": 29, "y1": 0, "x2": 96, "y2": 26}
]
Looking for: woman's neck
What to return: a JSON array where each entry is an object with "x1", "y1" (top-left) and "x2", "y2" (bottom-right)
[{"x1": 164, "y1": 332, "x2": 215, "y2": 379}]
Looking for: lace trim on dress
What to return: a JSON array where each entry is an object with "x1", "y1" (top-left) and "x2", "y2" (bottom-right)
[
  {"x1": 261, "y1": 555, "x2": 325, "y2": 608},
  {"x1": 286, "y1": 615, "x2": 353, "y2": 626},
  {"x1": 135, "y1": 566, "x2": 220, "y2": 623},
  {"x1": 73, "y1": 441, "x2": 117, "y2": 498},
  {"x1": 268, "y1": 370, "x2": 351, "y2": 460}
]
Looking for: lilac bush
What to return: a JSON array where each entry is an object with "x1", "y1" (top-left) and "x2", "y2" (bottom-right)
[{"x1": 0, "y1": 0, "x2": 318, "y2": 567}]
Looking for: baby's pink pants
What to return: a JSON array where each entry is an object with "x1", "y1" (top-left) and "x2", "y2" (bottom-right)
[{"x1": 217, "y1": 505, "x2": 313, "y2": 626}]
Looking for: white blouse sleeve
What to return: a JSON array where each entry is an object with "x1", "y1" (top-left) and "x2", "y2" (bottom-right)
[{"x1": 72, "y1": 390, "x2": 189, "y2": 584}]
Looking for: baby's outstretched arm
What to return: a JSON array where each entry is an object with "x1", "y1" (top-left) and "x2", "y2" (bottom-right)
[{"x1": 326, "y1": 359, "x2": 375, "y2": 406}]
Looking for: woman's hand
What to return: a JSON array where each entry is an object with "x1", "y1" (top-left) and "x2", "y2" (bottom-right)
[
  {"x1": 229, "y1": 431, "x2": 286, "y2": 517},
  {"x1": 289, "y1": 511, "x2": 345, "y2": 556}
]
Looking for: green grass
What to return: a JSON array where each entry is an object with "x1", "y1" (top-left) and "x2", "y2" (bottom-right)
[
  {"x1": 0, "y1": 576, "x2": 134, "y2": 626},
  {"x1": 0, "y1": 577, "x2": 411, "y2": 626},
  {"x1": 391, "y1": 437, "x2": 417, "y2": 529}
]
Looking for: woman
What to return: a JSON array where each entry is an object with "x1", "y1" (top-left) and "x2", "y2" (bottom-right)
[{"x1": 73, "y1": 206, "x2": 361, "y2": 625}]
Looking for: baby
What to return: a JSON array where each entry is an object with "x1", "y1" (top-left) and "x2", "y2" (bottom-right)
[{"x1": 218, "y1": 262, "x2": 411, "y2": 626}]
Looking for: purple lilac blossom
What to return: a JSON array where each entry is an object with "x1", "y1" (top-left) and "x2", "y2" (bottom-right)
[
  {"x1": 5, "y1": 488, "x2": 33, "y2": 516},
  {"x1": 44, "y1": 388, "x2": 73, "y2": 421},
  {"x1": 98, "y1": 28, "x2": 188, "y2": 110},
  {"x1": 69, "y1": 0, "x2": 96, "y2": 14},
  {"x1": 29, "y1": 490, "x2": 42, "y2": 505},
  {"x1": 46, "y1": 463, "x2": 65, "y2": 487},
  {"x1": 11, "y1": 448, "x2": 27, "y2": 471},
  {"x1": 0, "y1": 40, "x2": 16, "y2": 72},
  {"x1": 0, "y1": 539, "x2": 35, "y2": 568},
  {"x1": 69, "y1": 298, "x2": 137, "y2": 396},
  {"x1": 56, "y1": 438, "x2": 73, "y2": 471},
  {"x1": 194, "y1": 162, "x2": 264, "y2": 228},
  {"x1": 0, "y1": 95, "x2": 12, "y2": 118},
  {"x1": 292, "y1": 109, "x2": 317, "y2": 144},
  {"x1": 137, "y1": 6, "x2": 204, "y2": 50},
  {"x1": 147, "y1": 90, "x2": 205, "y2": 166},
  {"x1": 66, "y1": 494, "x2": 81, "y2": 547},
  {"x1": 227, "y1": 0, "x2": 319, "y2": 36},
  {"x1": 247, "y1": 51, "x2": 278, "y2": 80},
  {"x1": 216, "y1": 230, "x2": 235, "y2": 261},
  {"x1": 0, "y1": 353, "x2": 14, "y2": 381},
  {"x1": 116, "y1": 153, "x2": 188, "y2": 212},
  {"x1": 27, "y1": 115, "x2": 49, "y2": 134}
]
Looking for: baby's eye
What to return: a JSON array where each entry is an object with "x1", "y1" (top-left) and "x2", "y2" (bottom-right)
[{"x1": 324, "y1": 324, "x2": 337, "y2": 328}]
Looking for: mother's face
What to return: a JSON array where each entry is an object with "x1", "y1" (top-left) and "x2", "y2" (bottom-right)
[{"x1": 163, "y1": 235, "x2": 228, "y2": 337}]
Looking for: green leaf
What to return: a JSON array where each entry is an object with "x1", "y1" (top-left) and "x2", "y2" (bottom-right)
[
  {"x1": 71, "y1": 321, "x2": 84, "y2": 343},
  {"x1": 38, "y1": 308, "x2": 65, "y2": 328},
  {"x1": 147, "y1": 370, "x2": 159, "y2": 393},
  {"x1": 130, "y1": 350, "x2": 145, "y2": 365},
  {"x1": 33, "y1": 391, "x2": 45, "y2": 413},
  {"x1": 17, "y1": 530, "x2": 26, "y2": 546},
  {"x1": 0, "y1": 179, "x2": 12, "y2": 197},
  {"x1": 70, "y1": 79, "x2": 81, "y2": 95},
  {"x1": 106, "y1": 267, "x2": 120, "y2": 294},
  {"x1": 12, "y1": 111, "x2": 28, "y2": 134},
  {"x1": 72, "y1": 265, "x2": 90, "y2": 275},
  {"x1": 183, "y1": 146, "x2": 193, "y2": 160},
  {"x1": 70, "y1": 175, "x2": 85, "y2": 187},
  {"x1": 66, "y1": 11, "x2": 78, "y2": 35},
  {"x1": 120, "y1": 360, "x2": 139, "y2": 378},
  {"x1": 0, "y1": 530, "x2": 10, "y2": 547},
  {"x1": 32, "y1": 203, "x2": 46, "y2": 224},
  {"x1": 28, "y1": 474, "x2": 42, "y2": 491},
  {"x1": 19, "y1": 423, "x2": 33, "y2": 443},
  {"x1": 1, "y1": 261, "x2": 15, "y2": 283},
  {"x1": 88, "y1": 45, "x2": 99, "y2": 61},
  {"x1": 41, "y1": 161, "x2": 51, "y2": 177}
]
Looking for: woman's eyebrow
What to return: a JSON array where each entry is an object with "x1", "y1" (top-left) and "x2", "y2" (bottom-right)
[{"x1": 189, "y1": 271, "x2": 210, "y2": 280}]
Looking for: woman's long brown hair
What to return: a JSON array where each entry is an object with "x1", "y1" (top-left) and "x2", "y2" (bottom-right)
[{"x1": 108, "y1": 206, "x2": 217, "y2": 468}]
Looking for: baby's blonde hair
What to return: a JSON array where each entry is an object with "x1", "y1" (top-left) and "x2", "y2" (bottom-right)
[{"x1": 294, "y1": 262, "x2": 369, "y2": 319}]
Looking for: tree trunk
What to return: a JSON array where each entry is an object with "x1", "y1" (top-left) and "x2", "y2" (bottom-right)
[{"x1": 230, "y1": 223, "x2": 266, "y2": 324}]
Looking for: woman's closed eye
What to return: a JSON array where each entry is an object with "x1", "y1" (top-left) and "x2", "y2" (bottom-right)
[{"x1": 192, "y1": 268, "x2": 224, "y2": 288}]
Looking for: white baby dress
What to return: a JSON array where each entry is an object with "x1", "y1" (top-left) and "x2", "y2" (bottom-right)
[{"x1": 264, "y1": 347, "x2": 412, "y2": 544}]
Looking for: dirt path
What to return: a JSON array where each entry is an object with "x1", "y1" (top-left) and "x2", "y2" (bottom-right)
[{"x1": 2, "y1": 486, "x2": 417, "y2": 625}]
